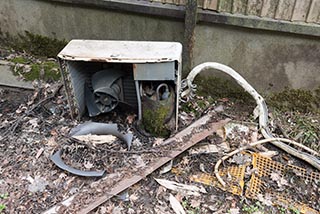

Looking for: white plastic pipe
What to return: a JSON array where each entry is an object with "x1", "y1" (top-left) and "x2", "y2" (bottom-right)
[{"x1": 181, "y1": 62, "x2": 320, "y2": 170}]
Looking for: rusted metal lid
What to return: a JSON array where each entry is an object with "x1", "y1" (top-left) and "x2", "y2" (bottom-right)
[{"x1": 58, "y1": 40, "x2": 182, "y2": 63}]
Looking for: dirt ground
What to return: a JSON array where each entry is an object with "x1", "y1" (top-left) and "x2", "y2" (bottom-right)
[{"x1": 0, "y1": 48, "x2": 319, "y2": 214}]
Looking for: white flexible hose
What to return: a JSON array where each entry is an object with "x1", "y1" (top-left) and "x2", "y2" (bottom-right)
[{"x1": 181, "y1": 62, "x2": 320, "y2": 170}]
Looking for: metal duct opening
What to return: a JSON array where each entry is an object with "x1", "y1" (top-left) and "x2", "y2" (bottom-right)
[{"x1": 85, "y1": 68, "x2": 124, "y2": 117}]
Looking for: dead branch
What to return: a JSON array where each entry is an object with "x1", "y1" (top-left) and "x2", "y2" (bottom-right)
[{"x1": 214, "y1": 137, "x2": 320, "y2": 187}]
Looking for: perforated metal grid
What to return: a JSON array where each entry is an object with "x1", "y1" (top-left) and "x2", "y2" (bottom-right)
[
  {"x1": 190, "y1": 165, "x2": 246, "y2": 195},
  {"x1": 190, "y1": 153, "x2": 320, "y2": 213},
  {"x1": 245, "y1": 153, "x2": 320, "y2": 213}
]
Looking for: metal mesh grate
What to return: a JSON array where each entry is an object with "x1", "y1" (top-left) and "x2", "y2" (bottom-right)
[
  {"x1": 190, "y1": 165, "x2": 246, "y2": 195},
  {"x1": 190, "y1": 153, "x2": 320, "y2": 213}
]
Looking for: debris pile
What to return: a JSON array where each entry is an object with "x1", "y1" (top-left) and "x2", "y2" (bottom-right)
[{"x1": 0, "y1": 46, "x2": 319, "y2": 214}]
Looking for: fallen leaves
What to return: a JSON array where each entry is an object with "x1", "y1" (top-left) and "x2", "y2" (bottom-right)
[
  {"x1": 27, "y1": 176, "x2": 49, "y2": 193},
  {"x1": 270, "y1": 172, "x2": 289, "y2": 188},
  {"x1": 154, "y1": 178, "x2": 207, "y2": 196},
  {"x1": 169, "y1": 194, "x2": 186, "y2": 214},
  {"x1": 228, "y1": 153, "x2": 251, "y2": 165}
]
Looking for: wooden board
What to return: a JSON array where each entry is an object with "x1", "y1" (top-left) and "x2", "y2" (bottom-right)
[
  {"x1": 203, "y1": 0, "x2": 218, "y2": 10},
  {"x1": 218, "y1": 0, "x2": 233, "y2": 13},
  {"x1": 232, "y1": 0, "x2": 248, "y2": 14},
  {"x1": 246, "y1": 0, "x2": 263, "y2": 16},
  {"x1": 291, "y1": 0, "x2": 312, "y2": 22},
  {"x1": 260, "y1": 0, "x2": 280, "y2": 18},
  {"x1": 77, "y1": 118, "x2": 230, "y2": 213},
  {"x1": 307, "y1": 0, "x2": 320, "y2": 23},
  {"x1": 275, "y1": 0, "x2": 296, "y2": 20}
]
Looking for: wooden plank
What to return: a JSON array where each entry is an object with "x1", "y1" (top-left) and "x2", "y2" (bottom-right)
[
  {"x1": 150, "y1": 0, "x2": 163, "y2": 3},
  {"x1": 246, "y1": 0, "x2": 263, "y2": 16},
  {"x1": 179, "y1": 0, "x2": 187, "y2": 5},
  {"x1": 260, "y1": 0, "x2": 280, "y2": 18},
  {"x1": 218, "y1": 0, "x2": 233, "y2": 13},
  {"x1": 164, "y1": 0, "x2": 175, "y2": 4},
  {"x1": 203, "y1": 0, "x2": 218, "y2": 10},
  {"x1": 275, "y1": 0, "x2": 296, "y2": 20},
  {"x1": 77, "y1": 118, "x2": 230, "y2": 214},
  {"x1": 232, "y1": 0, "x2": 248, "y2": 14},
  {"x1": 291, "y1": 0, "x2": 312, "y2": 22},
  {"x1": 307, "y1": 0, "x2": 320, "y2": 23},
  {"x1": 198, "y1": 0, "x2": 204, "y2": 8}
]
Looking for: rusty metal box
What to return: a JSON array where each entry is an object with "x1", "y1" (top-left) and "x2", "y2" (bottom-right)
[{"x1": 58, "y1": 40, "x2": 182, "y2": 130}]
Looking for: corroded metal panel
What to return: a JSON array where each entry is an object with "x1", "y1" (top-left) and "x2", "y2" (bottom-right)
[
  {"x1": 58, "y1": 40, "x2": 182, "y2": 63},
  {"x1": 133, "y1": 62, "x2": 175, "y2": 80}
]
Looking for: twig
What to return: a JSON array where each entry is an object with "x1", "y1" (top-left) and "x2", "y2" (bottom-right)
[
  {"x1": 1, "y1": 84, "x2": 62, "y2": 138},
  {"x1": 214, "y1": 137, "x2": 320, "y2": 187}
]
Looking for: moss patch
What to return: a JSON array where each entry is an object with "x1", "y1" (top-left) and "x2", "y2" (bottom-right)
[
  {"x1": 142, "y1": 105, "x2": 170, "y2": 137},
  {"x1": 180, "y1": 96, "x2": 214, "y2": 118},
  {"x1": 5, "y1": 31, "x2": 67, "y2": 58},
  {"x1": 267, "y1": 87, "x2": 320, "y2": 113},
  {"x1": 194, "y1": 76, "x2": 254, "y2": 104},
  {"x1": 12, "y1": 61, "x2": 60, "y2": 81},
  {"x1": 10, "y1": 56, "x2": 31, "y2": 64}
]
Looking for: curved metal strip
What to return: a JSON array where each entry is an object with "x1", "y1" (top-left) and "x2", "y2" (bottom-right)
[
  {"x1": 51, "y1": 150, "x2": 105, "y2": 177},
  {"x1": 70, "y1": 122, "x2": 133, "y2": 150}
]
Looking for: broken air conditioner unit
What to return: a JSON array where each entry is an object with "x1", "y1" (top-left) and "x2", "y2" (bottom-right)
[{"x1": 58, "y1": 40, "x2": 182, "y2": 134}]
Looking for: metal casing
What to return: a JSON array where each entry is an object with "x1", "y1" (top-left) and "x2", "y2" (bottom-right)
[{"x1": 58, "y1": 40, "x2": 182, "y2": 129}]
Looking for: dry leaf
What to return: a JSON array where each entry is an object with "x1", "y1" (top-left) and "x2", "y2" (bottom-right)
[
  {"x1": 126, "y1": 114, "x2": 136, "y2": 124},
  {"x1": 152, "y1": 138, "x2": 164, "y2": 147},
  {"x1": 229, "y1": 208, "x2": 240, "y2": 214},
  {"x1": 84, "y1": 161, "x2": 94, "y2": 169},
  {"x1": 257, "y1": 194, "x2": 273, "y2": 206},
  {"x1": 258, "y1": 151, "x2": 278, "y2": 158},
  {"x1": 189, "y1": 144, "x2": 219, "y2": 155},
  {"x1": 190, "y1": 199, "x2": 201, "y2": 208},
  {"x1": 47, "y1": 137, "x2": 57, "y2": 146},
  {"x1": 160, "y1": 160, "x2": 173, "y2": 174},
  {"x1": 270, "y1": 172, "x2": 281, "y2": 181},
  {"x1": 73, "y1": 134, "x2": 117, "y2": 145},
  {"x1": 228, "y1": 153, "x2": 251, "y2": 165},
  {"x1": 132, "y1": 155, "x2": 146, "y2": 168},
  {"x1": 129, "y1": 193, "x2": 139, "y2": 202},
  {"x1": 154, "y1": 178, "x2": 207, "y2": 196},
  {"x1": 28, "y1": 118, "x2": 39, "y2": 129},
  {"x1": 169, "y1": 194, "x2": 186, "y2": 214},
  {"x1": 35, "y1": 148, "x2": 44, "y2": 159},
  {"x1": 50, "y1": 129, "x2": 58, "y2": 136}
]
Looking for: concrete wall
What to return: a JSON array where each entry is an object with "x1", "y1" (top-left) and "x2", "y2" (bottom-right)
[
  {"x1": 0, "y1": 0, "x2": 319, "y2": 92},
  {"x1": 0, "y1": 0, "x2": 184, "y2": 42},
  {"x1": 194, "y1": 23, "x2": 320, "y2": 91}
]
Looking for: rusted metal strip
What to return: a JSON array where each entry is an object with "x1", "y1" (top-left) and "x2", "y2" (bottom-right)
[{"x1": 78, "y1": 117, "x2": 230, "y2": 214}]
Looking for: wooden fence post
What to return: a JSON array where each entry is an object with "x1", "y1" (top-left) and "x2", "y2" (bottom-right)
[{"x1": 183, "y1": 0, "x2": 198, "y2": 73}]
